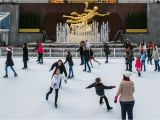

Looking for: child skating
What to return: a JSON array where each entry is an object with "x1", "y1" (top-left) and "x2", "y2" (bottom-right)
[
  {"x1": 46, "y1": 68, "x2": 67, "y2": 108},
  {"x1": 86, "y1": 77, "x2": 116, "y2": 111},
  {"x1": 135, "y1": 56, "x2": 142, "y2": 77}
]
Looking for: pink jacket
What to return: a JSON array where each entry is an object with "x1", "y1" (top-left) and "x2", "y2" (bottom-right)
[
  {"x1": 135, "y1": 59, "x2": 142, "y2": 71},
  {"x1": 37, "y1": 43, "x2": 44, "y2": 54}
]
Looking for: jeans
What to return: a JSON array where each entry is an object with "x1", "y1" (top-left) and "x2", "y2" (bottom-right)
[
  {"x1": 46, "y1": 87, "x2": 59, "y2": 104},
  {"x1": 5, "y1": 65, "x2": 17, "y2": 76},
  {"x1": 99, "y1": 95, "x2": 111, "y2": 110},
  {"x1": 68, "y1": 65, "x2": 74, "y2": 78},
  {"x1": 105, "y1": 53, "x2": 108, "y2": 63},
  {"x1": 23, "y1": 60, "x2": 28, "y2": 68},
  {"x1": 80, "y1": 56, "x2": 84, "y2": 65},
  {"x1": 154, "y1": 60, "x2": 160, "y2": 71},
  {"x1": 120, "y1": 101, "x2": 135, "y2": 120},
  {"x1": 126, "y1": 61, "x2": 132, "y2": 72},
  {"x1": 84, "y1": 60, "x2": 91, "y2": 71},
  {"x1": 141, "y1": 60, "x2": 146, "y2": 71},
  {"x1": 38, "y1": 54, "x2": 43, "y2": 64}
]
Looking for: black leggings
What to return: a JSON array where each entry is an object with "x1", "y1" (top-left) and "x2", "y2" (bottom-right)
[
  {"x1": 99, "y1": 95, "x2": 111, "y2": 110},
  {"x1": 46, "y1": 87, "x2": 59, "y2": 104}
]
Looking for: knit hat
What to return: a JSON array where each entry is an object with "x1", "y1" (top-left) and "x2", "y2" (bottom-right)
[{"x1": 123, "y1": 71, "x2": 132, "y2": 77}]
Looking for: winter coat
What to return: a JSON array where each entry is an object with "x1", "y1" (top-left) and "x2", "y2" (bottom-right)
[
  {"x1": 6, "y1": 51, "x2": 14, "y2": 66},
  {"x1": 37, "y1": 43, "x2": 44, "y2": 54},
  {"x1": 50, "y1": 62, "x2": 67, "y2": 77},
  {"x1": 135, "y1": 59, "x2": 142, "y2": 71},
  {"x1": 77, "y1": 46, "x2": 84, "y2": 56},
  {"x1": 23, "y1": 46, "x2": 29, "y2": 61},
  {"x1": 116, "y1": 80, "x2": 135, "y2": 102},
  {"x1": 86, "y1": 82, "x2": 114, "y2": 97},
  {"x1": 126, "y1": 50, "x2": 134, "y2": 62},
  {"x1": 103, "y1": 43, "x2": 110, "y2": 55},
  {"x1": 152, "y1": 50, "x2": 159, "y2": 61},
  {"x1": 83, "y1": 48, "x2": 90, "y2": 61},
  {"x1": 51, "y1": 74, "x2": 66, "y2": 89},
  {"x1": 64, "y1": 54, "x2": 74, "y2": 66},
  {"x1": 140, "y1": 53, "x2": 146, "y2": 61}
]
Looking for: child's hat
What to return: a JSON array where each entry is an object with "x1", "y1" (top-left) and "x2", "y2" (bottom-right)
[{"x1": 123, "y1": 71, "x2": 132, "y2": 77}]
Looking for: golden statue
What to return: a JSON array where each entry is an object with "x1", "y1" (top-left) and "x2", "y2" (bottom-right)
[{"x1": 63, "y1": 2, "x2": 111, "y2": 24}]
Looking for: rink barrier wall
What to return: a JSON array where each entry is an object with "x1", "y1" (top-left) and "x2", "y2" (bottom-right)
[{"x1": 0, "y1": 47, "x2": 160, "y2": 58}]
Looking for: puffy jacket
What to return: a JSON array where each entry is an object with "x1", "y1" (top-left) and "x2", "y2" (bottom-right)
[
  {"x1": 37, "y1": 43, "x2": 44, "y2": 54},
  {"x1": 135, "y1": 59, "x2": 142, "y2": 71},
  {"x1": 86, "y1": 82, "x2": 114, "y2": 96}
]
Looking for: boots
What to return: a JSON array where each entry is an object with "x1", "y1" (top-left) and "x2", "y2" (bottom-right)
[
  {"x1": 138, "y1": 72, "x2": 141, "y2": 77},
  {"x1": 107, "y1": 107, "x2": 113, "y2": 111},
  {"x1": 3, "y1": 75, "x2": 8, "y2": 78},
  {"x1": 54, "y1": 103, "x2": 58, "y2": 108},
  {"x1": 14, "y1": 74, "x2": 18, "y2": 77},
  {"x1": 46, "y1": 94, "x2": 49, "y2": 101}
]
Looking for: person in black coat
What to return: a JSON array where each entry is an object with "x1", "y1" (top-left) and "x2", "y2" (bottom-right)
[
  {"x1": 86, "y1": 77, "x2": 116, "y2": 111},
  {"x1": 64, "y1": 51, "x2": 74, "y2": 79},
  {"x1": 22, "y1": 43, "x2": 29, "y2": 69},
  {"x1": 124, "y1": 39, "x2": 132, "y2": 50},
  {"x1": 103, "y1": 42, "x2": 110, "y2": 63},
  {"x1": 83, "y1": 47, "x2": 91, "y2": 72},
  {"x1": 77, "y1": 41, "x2": 84, "y2": 65},
  {"x1": 4, "y1": 47, "x2": 18, "y2": 78},
  {"x1": 49, "y1": 60, "x2": 67, "y2": 87}
]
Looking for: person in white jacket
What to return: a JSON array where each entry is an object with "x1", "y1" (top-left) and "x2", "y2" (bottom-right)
[
  {"x1": 46, "y1": 68, "x2": 67, "y2": 108},
  {"x1": 152, "y1": 47, "x2": 160, "y2": 72}
]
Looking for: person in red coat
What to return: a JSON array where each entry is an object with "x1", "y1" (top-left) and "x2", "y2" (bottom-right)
[
  {"x1": 36, "y1": 42, "x2": 44, "y2": 64},
  {"x1": 135, "y1": 56, "x2": 142, "y2": 77}
]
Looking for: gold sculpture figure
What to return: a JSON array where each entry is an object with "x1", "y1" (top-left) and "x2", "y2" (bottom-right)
[{"x1": 63, "y1": 2, "x2": 111, "y2": 24}]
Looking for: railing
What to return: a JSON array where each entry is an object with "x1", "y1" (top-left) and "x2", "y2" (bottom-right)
[{"x1": 1, "y1": 47, "x2": 159, "y2": 58}]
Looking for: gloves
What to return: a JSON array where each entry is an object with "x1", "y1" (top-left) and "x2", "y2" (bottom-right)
[{"x1": 114, "y1": 96, "x2": 118, "y2": 103}]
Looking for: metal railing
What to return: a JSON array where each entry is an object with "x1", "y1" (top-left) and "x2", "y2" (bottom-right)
[{"x1": 1, "y1": 47, "x2": 159, "y2": 58}]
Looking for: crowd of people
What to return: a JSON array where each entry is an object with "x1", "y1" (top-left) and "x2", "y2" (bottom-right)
[{"x1": 2, "y1": 39, "x2": 160, "y2": 120}]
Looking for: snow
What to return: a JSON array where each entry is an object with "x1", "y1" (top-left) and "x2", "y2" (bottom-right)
[{"x1": 0, "y1": 57, "x2": 160, "y2": 119}]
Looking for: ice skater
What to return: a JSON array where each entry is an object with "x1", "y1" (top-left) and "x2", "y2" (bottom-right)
[
  {"x1": 83, "y1": 46, "x2": 91, "y2": 72},
  {"x1": 103, "y1": 42, "x2": 110, "y2": 63},
  {"x1": 22, "y1": 43, "x2": 29, "y2": 69},
  {"x1": 86, "y1": 77, "x2": 116, "y2": 111},
  {"x1": 36, "y1": 42, "x2": 44, "y2": 64},
  {"x1": 64, "y1": 51, "x2": 74, "y2": 79},
  {"x1": 46, "y1": 68, "x2": 67, "y2": 108},
  {"x1": 135, "y1": 56, "x2": 142, "y2": 77},
  {"x1": 89, "y1": 47, "x2": 101, "y2": 68},
  {"x1": 49, "y1": 60, "x2": 67, "y2": 88},
  {"x1": 76, "y1": 41, "x2": 84, "y2": 65},
  {"x1": 114, "y1": 71, "x2": 135, "y2": 120},
  {"x1": 125, "y1": 46, "x2": 134, "y2": 72},
  {"x1": 152, "y1": 47, "x2": 160, "y2": 72},
  {"x1": 140, "y1": 50, "x2": 146, "y2": 71},
  {"x1": 3, "y1": 47, "x2": 18, "y2": 78},
  {"x1": 147, "y1": 41, "x2": 153, "y2": 65}
]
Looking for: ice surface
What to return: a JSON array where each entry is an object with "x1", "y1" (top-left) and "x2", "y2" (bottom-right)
[{"x1": 0, "y1": 57, "x2": 160, "y2": 119}]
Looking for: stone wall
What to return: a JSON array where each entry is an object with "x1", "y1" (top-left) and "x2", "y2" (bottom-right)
[
  {"x1": 17, "y1": 33, "x2": 43, "y2": 46},
  {"x1": 0, "y1": 4, "x2": 19, "y2": 45}
]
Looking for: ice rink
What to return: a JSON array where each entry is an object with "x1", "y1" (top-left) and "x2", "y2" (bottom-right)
[{"x1": 0, "y1": 57, "x2": 160, "y2": 119}]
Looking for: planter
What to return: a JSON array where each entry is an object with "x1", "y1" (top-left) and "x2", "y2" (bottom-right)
[
  {"x1": 126, "y1": 29, "x2": 148, "y2": 33},
  {"x1": 18, "y1": 28, "x2": 40, "y2": 33}
]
